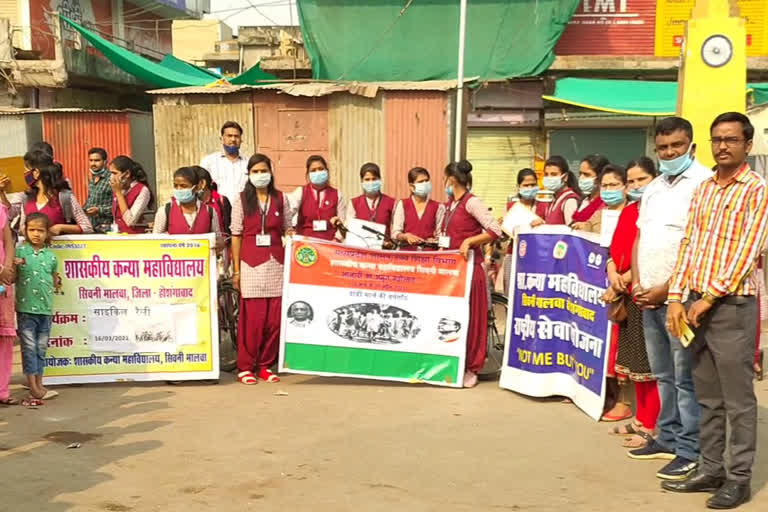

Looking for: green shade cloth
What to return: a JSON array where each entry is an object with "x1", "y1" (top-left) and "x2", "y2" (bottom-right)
[
  {"x1": 544, "y1": 78, "x2": 768, "y2": 117},
  {"x1": 61, "y1": 16, "x2": 277, "y2": 88},
  {"x1": 297, "y1": 0, "x2": 580, "y2": 81}
]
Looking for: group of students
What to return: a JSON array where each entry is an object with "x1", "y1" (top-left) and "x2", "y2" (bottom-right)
[{"x1": 506, "y1": 113, "x2": 764, "y2": 509}]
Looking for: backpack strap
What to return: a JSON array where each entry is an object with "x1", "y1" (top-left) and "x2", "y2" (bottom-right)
[{"x1": 59, "y1": 190, "x2": 74, "y2": 224}]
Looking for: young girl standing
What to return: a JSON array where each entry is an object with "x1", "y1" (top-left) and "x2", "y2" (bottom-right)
[
  {"x1": 346, "y1": 163, "x2": 396, "y2": 241},
  {"x1": 540, "y1": 156, "x2": 581, "y2": 225},
  {"x1": 15, "y1": 212, "x2": 61, "y2": 405},
  {"x1": 231, "y1": 153, "x2": 291, "y2": 385},
  {"x1": 153, "y1": 167, "x2": 222, "y2": 236},
  {"x1": 289, "y1": 155, "x2": 344, "y2": 241},
  {"x1": 442, "y1": 160, "x2": 502, "y2": 388},
  {"x1": 109, "y1": 156, "x2": 153, "y2": 234},
  {"x1": 0, "y1": 204, "x2": 17, "y2": 406},
  {"x1": 391, "y1": 167, "x2": 445, "y2": 249}
]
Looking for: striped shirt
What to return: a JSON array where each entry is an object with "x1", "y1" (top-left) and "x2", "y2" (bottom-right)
[{"x1": 668, "y1": 163, "x2": 768, "y2": 301}]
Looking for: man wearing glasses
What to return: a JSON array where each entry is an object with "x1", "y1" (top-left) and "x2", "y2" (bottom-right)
[{"x1": 664, "y1": 112, "x2": 768, "y2": 509}]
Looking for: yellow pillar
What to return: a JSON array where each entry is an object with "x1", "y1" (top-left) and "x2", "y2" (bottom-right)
[{"x1": 676, "y1": 0, "x2": 747, "y2": 168}]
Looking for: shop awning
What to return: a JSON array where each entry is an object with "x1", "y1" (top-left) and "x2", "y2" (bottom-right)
[
  {"x1": 61, "y1": 16, "x2": 277, "y2": 88},
  {"x1": 543, "y1": 78, "x2": 768, "y2": 117}
]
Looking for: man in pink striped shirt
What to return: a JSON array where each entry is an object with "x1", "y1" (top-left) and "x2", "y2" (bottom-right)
[{"x1": 664, "y1": 112, "x2": 768, "y2": 509}]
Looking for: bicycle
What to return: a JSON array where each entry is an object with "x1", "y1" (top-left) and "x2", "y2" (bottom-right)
[
  {"x1": 479, "y1": 238, "x2": 509, "y2": 381},
  {"x1": 215, "y1": 235, "x2": 239, "y2": 372}
]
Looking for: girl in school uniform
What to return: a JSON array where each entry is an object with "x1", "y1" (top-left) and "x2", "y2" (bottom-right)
[
  {"x1": 540, "y1": 155, "x2": 581, "y2": 226},
  {"x1": 231, "y1": 153, "x2": 291, "y2": 385},
  {"x1": 195, "y1": 166, "x2": 231, "y2": 235},
  {"x1": 346, "y1": 162, "x2": 396, "y2": 243},
  {"x1": 152, "y1": 167, "x2": 222, "y2": 236},
  {"x1": 391, "y1": 167, "x2": 445, "y2": 249},
  {"x1": 441, "y1": 160, "x2": 502, "y2": 388},
  {"x1": 288, "y1": 155, "x2": 344, "y2": 241},
  {"x1": 109, "y1": 156, "x2": 154, "y2": 234},
  {"x1": 20, "y1": 152, "x2": 93, "y2": 235}
]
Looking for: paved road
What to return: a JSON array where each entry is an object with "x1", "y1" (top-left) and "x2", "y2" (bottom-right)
[{"x1": 2, "y1": 359, "x2": 767, "y2": 512}]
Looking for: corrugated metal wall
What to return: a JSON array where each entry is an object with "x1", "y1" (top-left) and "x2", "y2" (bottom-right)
[
  {"x1": 555, "y1": 0, "x2": 657, "y2": 56},
  {"x1": 253, "y1": 92, "x2": 329, "y2": 194},
  {"x1": 384, "y1": 91, "x2": 450, "y2": 202},
  {"x1": 328, "y1": 93, "x2": 385, "y2": 201},
  {"x1": 153, "y1": 93, "x2": 254, "y2": 206},
  {"x1": 42, "y1": 112, "x2": 132, "y2": 203}
]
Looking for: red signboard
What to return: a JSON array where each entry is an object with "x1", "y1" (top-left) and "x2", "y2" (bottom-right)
[{"x1": 555, "y1": 0, "x2": 658, "y2": 56}]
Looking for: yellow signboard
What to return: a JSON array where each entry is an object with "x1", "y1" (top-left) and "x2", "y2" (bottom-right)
[{"x1": 655, "y1": 0, "x2": 767, "y2": 57}]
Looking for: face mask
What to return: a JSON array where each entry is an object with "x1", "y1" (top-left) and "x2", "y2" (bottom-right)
[
  {"x1": 24, "y1": 171, "x2": 37, "y2": 187},
  {"x1": 578, "y1": 177, "x2": 595, "y2": 195},
  {"x1": 309, "y1": 170, "x2": 328, "y2": 186},
  {"x1": 543, "y1": 176, "x2": 564, "y2": 192},
  {"x1": 362, "y1": 180, "x2": 381, "y2": 194},
  {"x1": 412, "y1": 181, "x2": 432, "y2": 197},
  {"x1": 600, "y1": 189, "x2": 625, "y2": 206},
  {"x1": 519, "y1": 188, "x2": 539, "y2": 200},
  {"x1": 90, "y1": 167, "x2": 107, "y2": 176},
  {"x1": 223, "y1": 144, "x2": 239, "y2": 156},
  {"x1": 173, "y1": 187, "x2": 196, "y2": 204},
  {"x1": 249, "y1": 173, "x2": 272, "y2": 188},
  {"x1": 627, "y1": 186, "x2": 646, "y2": 201},
  {"x1": 659, "y1": 146, "x2": 694, "y2": 177},
  {"x1": 445, "y1": 184, "x2": 454, "y2": 197}
]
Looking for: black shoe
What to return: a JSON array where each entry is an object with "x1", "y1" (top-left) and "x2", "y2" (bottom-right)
[
  {"x1": 627, "y1": 440, "x2": 676, "y2": 460},
  {"x1": 706, "y1": 481, "x2": 750, "y2": 509},
  {"x1": 656, "y1": 456, "x2": 698, "y2": 480},
  {"x1": 661, "y1": 471, "x2": 725, "y2": 493}
]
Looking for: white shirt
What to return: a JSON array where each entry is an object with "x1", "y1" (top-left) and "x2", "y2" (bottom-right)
[
  {"x1": 636, "y1": 159, "x2": 713, "y2": 291},
  {"x1": 200, "y1": 151, "x2": 248, "y2": 204}
]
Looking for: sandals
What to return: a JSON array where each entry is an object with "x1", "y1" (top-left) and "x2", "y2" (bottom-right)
[
  {"x1": 42, "y1": 389, "x2": 59, "y2": 400},
  {"x1": 610, "y1": 421, "x2": 643, "y2": 436},
  {"x1": 21, "y1": 397, "x2": 44, "y2": 407},
  {"x1": 258, "y1": 368, "x2": 280, "y2": 383},
  {"x1": 237, "y1": 371, "x2": 258, "y2": 385},
  {"x1": 601, "y1": 408, "x2": 634, "y2": 422},
  {"x1": 622, "y1": 430, "x2": 655, "y2": 449},
  {"x1": 0, "y1": 397, "x2": 20, "y2": 406}
]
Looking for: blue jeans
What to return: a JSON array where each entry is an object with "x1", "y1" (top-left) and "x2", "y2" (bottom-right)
[
  {"x1": 642, "y1": 305, "x2": 700, "y2": 462},
  {"x1": 17, "y1": 313, "x2": 52, "y2": 376}
]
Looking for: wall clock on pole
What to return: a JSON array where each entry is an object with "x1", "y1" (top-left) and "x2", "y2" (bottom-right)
[{"x1": 701, "y1": 34, "x2": 733, "y2": 68}]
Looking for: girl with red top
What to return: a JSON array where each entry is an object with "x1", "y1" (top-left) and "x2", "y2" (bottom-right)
[
  {"x1": 109, "y1": 156, "x2": 153, "y2": 234},
  {"x1": 604, "y1": 158, "x2": 660, "y2": 446},
  {"x1": 152, "y1": 167, "x2": 222, "y2": 237},
  {"x1": 231, "y1": 153, "x2": 291, "y2": 385},
  {"x1": 391, "y1": 167, "x2": 445, "y2": 249},
  {"x1": 442, "y1": 160, "x2": 502, "y2": 388},
  {"x1": 540, "y1": 155, "x2": 581, "y2": 225},
  {"x1": 289, "y1": 155, "x2": 344, "y2": 241},
  {"x1": 20, "y1": 151, "x2": 93, "y2": 235},
  {"x1": 346, "y1": 162, "x2": 396, "y2": 243},
  {"x1": 571, "y1": 154, "x2": 609, "y2": 229}
]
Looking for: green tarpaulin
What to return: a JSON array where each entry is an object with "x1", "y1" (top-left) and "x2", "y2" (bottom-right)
[
  {"x1": 297, "y1": 0, "x2": 580, "y2": 81},
  {"x1": 544, "y1": 78, "x2": 768, "y2": 116},
  {"x1": 61, "y1": 16, "x2": 277, "y2": 88}
]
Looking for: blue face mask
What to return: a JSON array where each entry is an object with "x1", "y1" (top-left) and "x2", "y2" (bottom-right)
[
  {"x1": 173, "y1": 187, "x2": 195, "y2": 204},
  {"x1": 519, "y1": 187, "x2": 539, "y2": 200},
  {"x1": 362, "y1": 180, "x2": 382, "y2": 194},
  {"x1": 659, "y1": 146, "x2": 693, "y2": 177},
  {"x1": 413, "y1": 181, "x2": 432, "y2": 197},
  {"x1": 578, "y1": 177, "x2": 596, "y2": 195},
  {"x1": 309, "y1": 170, "x2": 329, "y2": 186},
  {"x1": 543, "y1": 176, "x2": 564, "y2": 192},
  {"x1": 600, "y1": 189, "x2": 625, "y2": 206},
  {"x1": 627, "y1": 186, "x2": 646, "y2": 201},
  {"x1": 223, "y1": 144, "x2": 239, "y2": 156},
  {"x1": 445, "y1": 184, "x2": 454, "y2": 197}
]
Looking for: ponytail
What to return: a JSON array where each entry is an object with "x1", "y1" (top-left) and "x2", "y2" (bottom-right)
[{"x1": 444, "y1": 159, "x2": 473, "y2": 187}]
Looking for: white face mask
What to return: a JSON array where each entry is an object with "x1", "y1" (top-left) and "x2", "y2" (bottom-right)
[{"x1": 249, "y1": 173, "x2": 271, "y2": 188}]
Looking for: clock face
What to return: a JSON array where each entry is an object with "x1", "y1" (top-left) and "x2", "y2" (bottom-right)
[{"x1": 701, "y1": 35, "x2": 733, "y2": 68}]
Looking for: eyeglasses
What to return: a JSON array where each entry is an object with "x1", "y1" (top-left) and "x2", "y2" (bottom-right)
[{"x1": 710, "y1": 137, "x2": 746, "y2": 147}]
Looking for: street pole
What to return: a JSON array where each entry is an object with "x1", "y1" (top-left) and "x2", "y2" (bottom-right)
[{"x1": 454, "y1": 0, "x2": 467, "y2": 162}]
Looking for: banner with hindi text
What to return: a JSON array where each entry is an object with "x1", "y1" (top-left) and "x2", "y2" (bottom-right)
[{"x1": 43, "y1": 235, "x2": 219, "y2": 384}]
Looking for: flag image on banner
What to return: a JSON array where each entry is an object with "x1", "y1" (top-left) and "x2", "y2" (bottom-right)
[{"x1": 279, "y1": 237, "x2": 473, "y2": 387}]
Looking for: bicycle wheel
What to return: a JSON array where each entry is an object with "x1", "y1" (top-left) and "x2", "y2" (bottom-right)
[
  {"x1": 217, "y1": 280, "x2": 239, "y2": 372},
  {"x1": 479, "y1": 292, "x2": 508, "y2": 381}
]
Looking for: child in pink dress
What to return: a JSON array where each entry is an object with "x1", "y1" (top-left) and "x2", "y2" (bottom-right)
[{"x1": 0, "y1": 204, "x2": 17, "y2": 405}]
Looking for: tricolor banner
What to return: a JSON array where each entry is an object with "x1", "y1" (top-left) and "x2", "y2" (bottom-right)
[{"x1": 279, "y1": 237, "x2": 472, "y2": 387}]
